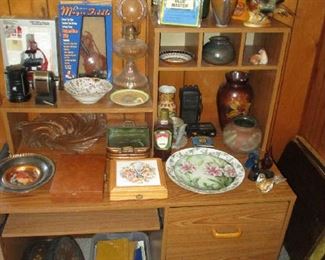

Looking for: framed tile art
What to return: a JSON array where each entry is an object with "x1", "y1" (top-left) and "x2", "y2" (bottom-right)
[{"x1": 109, "y1": 158, "x2": 168, "y2": 201}]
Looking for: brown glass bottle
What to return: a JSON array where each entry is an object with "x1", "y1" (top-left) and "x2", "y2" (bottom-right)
[{"x1": 154, "y1": 108, "x2": 173, "y2": 161}]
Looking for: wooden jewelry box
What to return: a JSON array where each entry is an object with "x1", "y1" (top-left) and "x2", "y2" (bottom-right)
[{"x1": 109, "y1": 158, "x2": 168, "y2": 201}]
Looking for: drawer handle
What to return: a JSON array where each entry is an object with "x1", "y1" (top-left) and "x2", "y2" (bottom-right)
[{"x1": 212, "y1": 229, "x2": 242, "y2": 239}]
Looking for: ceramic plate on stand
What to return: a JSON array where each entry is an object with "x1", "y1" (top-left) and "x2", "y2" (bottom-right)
[
  {"x1": 165, "y1": 147, "x2": 245, "y2": 194},
  {"x1": 110, "y1": 89, "x2": 149, "y2": 106}
]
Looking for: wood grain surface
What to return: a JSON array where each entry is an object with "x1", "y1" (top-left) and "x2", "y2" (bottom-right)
[
  {"x1": 3, "y1": 209, "x2": 160, "y2": 237},
  {"x1": 271, "y1": 0, "x2": 325, "y2": 160},
  {"x1": 165, "y1": 202, "x2": 288, "y2": 259}
]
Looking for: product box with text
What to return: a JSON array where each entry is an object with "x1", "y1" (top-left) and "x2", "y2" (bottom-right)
[{"x1": 58, "y1": 1, "x2": 113, "y2": 83}]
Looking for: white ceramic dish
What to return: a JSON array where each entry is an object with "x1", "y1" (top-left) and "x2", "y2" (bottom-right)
[{"x1": 64, "y1": 77, "x2": 113, "y2": 104}]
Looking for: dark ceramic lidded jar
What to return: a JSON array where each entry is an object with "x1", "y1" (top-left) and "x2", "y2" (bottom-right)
[
  {"x1": 217, "y1": 70, "x2": 253, "y2": 129},
  {"x1": 202, "y1": 36, "x2": 235, "y2": 65}
]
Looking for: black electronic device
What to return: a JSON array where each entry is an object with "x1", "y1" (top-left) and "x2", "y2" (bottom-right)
[
  {"x1": 5, "y1": 64, "x2": 31, "y2": 102},
  {"x1": 179, "y1": 85, "x2": 202, "y2": 124},
  {"x1": 33, "y1": 71, "x2": 57, "y2": 105},
  {"x1": 186, "y1": 122, "x2": 216, "y2": 137}
]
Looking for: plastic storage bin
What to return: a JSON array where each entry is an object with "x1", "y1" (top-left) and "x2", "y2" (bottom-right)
[{"x1": 90, "y1": 232, "x2": 151, "y2": 260}]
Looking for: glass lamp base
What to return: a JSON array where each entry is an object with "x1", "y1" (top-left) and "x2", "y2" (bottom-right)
[{"x1": 113, "y1": 61, "x2": 148, "y2": 89}]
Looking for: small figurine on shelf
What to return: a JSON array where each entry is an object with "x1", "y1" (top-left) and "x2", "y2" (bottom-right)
[
  {"x1": 22, "y1": 34, "x2": 48, "y2": 71},
  {"x1": 249, "y1": 48, "x2": 268, "y2": 65},
  {"x1": 244, "y1": 0, "x2": 275, "y2": 27},
  {"x1": 260, "y1": 146, "x2": 275, "y2": 178},
  {"x1": 261, "y1": 146, "x2": 273, "y2": 169},
  {"x1": 248, "y1": 159, "x2": 260, "y2": 181},
  {"x1": 244, "y1": 0, "x2": 293, "y2": 27},
  {"x1": 244, "y1": 149, "x2": 260, "y2": 170},
  {"x1": 171, "y1": 116, "x2": 187, "y2": 149}
]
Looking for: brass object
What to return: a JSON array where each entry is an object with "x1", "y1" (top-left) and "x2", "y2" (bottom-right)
[{"x1": 106, "y1": 121, "x2": 150, "y2": 159}]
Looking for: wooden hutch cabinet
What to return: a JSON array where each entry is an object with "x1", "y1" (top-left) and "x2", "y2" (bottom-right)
[{"x1": 0, "y1": 0, "x2": 296, "y2": 259}]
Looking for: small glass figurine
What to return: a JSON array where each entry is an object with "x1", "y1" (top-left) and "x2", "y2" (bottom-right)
[
  {"x1": 261, "y1": 146, "x2": 275, "y2": 178},
  {"x1": 248, "y1": 159, "x2": 260, "y2": 181},
  {"x1": 244, "y1": 150, "x2": 260, "y2": 170},
  {"x1": 261, "y1": 146, "x2": 273, "y2": 169}
]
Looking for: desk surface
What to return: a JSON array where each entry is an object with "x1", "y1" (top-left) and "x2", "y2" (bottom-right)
[{"x1": 0, "y1": 161, "x2": 296, "y2": 214}]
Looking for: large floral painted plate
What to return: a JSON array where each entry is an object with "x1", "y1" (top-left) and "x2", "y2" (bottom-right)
[{"x1": 165, "y1": 148, "x2": 245, "y2": 194}]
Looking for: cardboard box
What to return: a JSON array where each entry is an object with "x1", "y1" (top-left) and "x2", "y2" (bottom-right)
[
  {"x1": 109, "y1": 159, "x2": 168, "y2": 201},
  {"x1": 49, "y1": 154, "x2": 106, "y2": 202},
  {"x1": 0, "y1": 18, "x2": 59, "y2": 77},
  {"x1": 58, "y1": 1, "x2": 113, "y2": 83}
]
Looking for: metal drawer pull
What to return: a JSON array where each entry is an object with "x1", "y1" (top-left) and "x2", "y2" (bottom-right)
[{"x1": 212, "y1": 229, "x2": 242, "y2": 238}]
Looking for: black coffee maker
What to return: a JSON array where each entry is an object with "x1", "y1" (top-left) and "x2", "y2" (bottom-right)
[{"x1": 5, "y1": 64, "x2": 31, "y2": 102}]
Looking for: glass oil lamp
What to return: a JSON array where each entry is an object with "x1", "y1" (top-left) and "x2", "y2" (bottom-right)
[{"x1": 113, "y1": 0, "x2": 148, "y2": 89}]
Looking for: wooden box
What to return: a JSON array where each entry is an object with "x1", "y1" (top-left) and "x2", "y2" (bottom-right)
[
  {"x1": 49, "y1": 154, "x2": 106, "y2": 202},
  {"x1": 109, "y1": 158, "x2": 168, "y2": 201}
]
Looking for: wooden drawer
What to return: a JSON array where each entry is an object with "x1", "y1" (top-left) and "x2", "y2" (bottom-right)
[{"x1": 165, "y1": 202, "x2": 288, "y2": 260}]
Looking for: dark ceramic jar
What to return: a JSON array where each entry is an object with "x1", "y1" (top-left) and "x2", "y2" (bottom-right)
[
  {"x1": 202, "y1": 36, "x2": 235, "y2": 65},
  {"x1": 217, "y1": 71, "x2": 253, "y2": 129}
]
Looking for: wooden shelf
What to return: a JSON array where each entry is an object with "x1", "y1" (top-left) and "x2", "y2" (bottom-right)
[
  {"x1": 152, "y1": 17, "x2": 290, "y2": 33},
  {"x1": 1, "y1": 90, "x2": 154, "y2": 114},
  {"x1": 3, "y1": 209, "x2": 160, "y2": 237},
  {"x1": 151, "y1": 18, "x2": 290, "y2": 151},
  {"x1": 158, "y1": 64, "x2": 278, "y2": 71}
]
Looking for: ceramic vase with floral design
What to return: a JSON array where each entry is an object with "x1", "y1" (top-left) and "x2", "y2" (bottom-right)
[
  {"x1": 223, "y1": 115, "x2": 262, "y2": 153},
  {"x1": 158, "y1": 85, "x2": 176, "y2": 117},
  {"x1": 217, "y1": 70, "x2": 253, "y2": 129}
]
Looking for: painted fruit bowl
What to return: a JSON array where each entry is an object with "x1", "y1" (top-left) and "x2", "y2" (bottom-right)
[
  {"x1": 64, "y1": 77, "x2": 113, "y2": 104},
  {"x1": 165, "y1": 147, "x2": 245, "y2": 194}
]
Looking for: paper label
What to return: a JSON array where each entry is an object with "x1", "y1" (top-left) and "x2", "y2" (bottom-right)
[{"x1": 155, "y1": 130, "x2": 172, "y2": 150}]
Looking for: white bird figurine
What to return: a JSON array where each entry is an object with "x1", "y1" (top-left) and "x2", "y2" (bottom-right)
[{"x1": 250, "y1": 48, "x2": 268, "y2": 65}]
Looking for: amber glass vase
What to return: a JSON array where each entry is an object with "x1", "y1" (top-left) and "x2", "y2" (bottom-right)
[{"x1": 217, "y1": 70, "x2": 253, "y2": 129}]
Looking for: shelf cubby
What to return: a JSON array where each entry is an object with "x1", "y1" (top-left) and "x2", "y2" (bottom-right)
[
  {"x1": 150, "y1": 18, "x2": 290, "y2": 151},
  {"x1": 243, "y1": 32, "x2": 285, "y2": 66}
]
